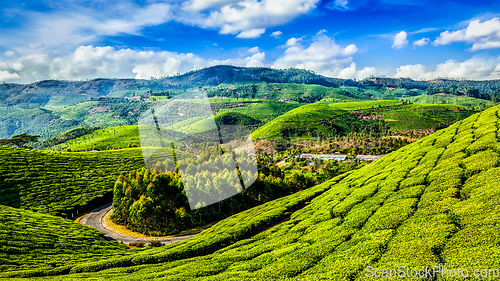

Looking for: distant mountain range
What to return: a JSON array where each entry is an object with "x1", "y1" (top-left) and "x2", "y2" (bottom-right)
[{"x1": 2, "y1": 65, "x2": 500, "y2": 107}]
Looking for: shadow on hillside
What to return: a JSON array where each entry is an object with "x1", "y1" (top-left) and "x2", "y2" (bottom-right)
[{"x1": 0, "y1": 177, "x2": 21, "y2": 208}]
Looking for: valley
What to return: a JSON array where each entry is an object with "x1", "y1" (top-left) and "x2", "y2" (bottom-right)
[{"x1": 1, "y1": 66, "x2": 500, "y2": 280}]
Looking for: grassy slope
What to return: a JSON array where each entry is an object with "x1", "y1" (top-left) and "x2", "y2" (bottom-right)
[
  {"x1": 51, "y1": 111, "x2": 261, "y2": 150},
  {"x1": 52, "y1": 125, "x2": 141, "y2": 151},
  {"x1": 209, "y1": 83, "x2": 362, "y2": 101},
  {"x1": 252, "y1": 100, "x2": 401, "y2": 139},
  {"x1": 380, "y1": 103, "x2": 475, "y2": 130},
  {"x1": 404, "y1": 94, "x2": 494, "y2": 109},
  {"x1": 0, "y1": 205, "x2": 131, "y2": 277},
  {"x1": 14, "y1": 103, "x2": 500, "y2": 280},
  {"x1": 211, "y1": 98, "x2": 301, "y2": 123},
  {"x1": 0, "y1": 147, "x2": 145, "y2": 216},
  {"x1": 252, "y1": 101, "x2": 475, "y2": 139}
]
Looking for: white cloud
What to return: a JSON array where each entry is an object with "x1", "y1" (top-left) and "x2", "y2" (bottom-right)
[
  {"x1": 394, "y1": 56, "x2": 500, "y2": 80},
  {"x1": 392, "y1": 31, "x2": 408, "y2": 49},
  {"x1": 236, "y1": 28, "x2": 266, "y2": 39},
  {"x1": 337, "y1": 62, "x2": 378, "y2": 79},
  {"x1": 270, "y1": 31, "x2": 282, "y2": 37},
  {"x1": 409, "y1": 27, "x2": 439, "y2": 34},
  {"x1": 413, "y1": 38, "x2": 430, "y2": 48},
  {"x1": 247, "y1": 47, "x2": 260, "y2": 54},
  {"x1": 4, "y1": 51, "x2": 15, "y2": 57},
  {"x1": 183, "y1": 0, "x2": 240, "y2": 11},
  {"x1": 2, "y1": 1, "x2": 173, "y2": 54},
  {"x1": 284, "y1": 37, "x2": 303, "y2": 47},
  {"x1": 212, "y1": 52, "x2": 266, "y2": 67},
  {"x1": 179, "y1": 0, "x2": 320, "y2": 36},
  {"x1": 0, "y1": 46, "x2": 207, "y2": 82},
  {"x1": 434, "y1": 17, "x2": 500, "y2": 51},
  {"x1": 273, "y1": 32, "x2": 377, "y2": 79},
  {"x1": 29, "y1": 42, "x2": 45, "y2": 49},
  {"x1": 0, "y1": 45, "x2": 268, "y2": 83},
  {"x1": 0, "y1": 70, "x2": 20, "y2": 81},
  {"x1": 332, "y1": 0, "x2": 349, "y2": 10}
]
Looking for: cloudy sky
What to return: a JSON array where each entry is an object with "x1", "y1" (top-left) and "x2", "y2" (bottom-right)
[{"x1": 1, "y1": 0, "x2": 500, "y2": 83}]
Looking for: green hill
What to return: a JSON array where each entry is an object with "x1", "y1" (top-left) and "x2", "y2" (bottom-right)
[
  {"x1": 51, "y1": 125, "x2": 141, "y2": 151},
  {"x1": 252, "y1": 100, "x2": 402, "y2": 139},
  {"x1": 0, "y1": 205, "x2": 130, "y2": 277},
  {"x1": 403, "y1": 94, "x2": 494, "y2": 109},
  {"x1": 207, "y1": 83, "x2": 363, "y2": 102},
  {"x1": 4, "y1": 104, "x2": 500, "y2": 280},
  {"x1": 0, "y1": 147, "x2": 146, "y2": 216},
  {"x1": 212, "y1": 99, "x2": 302, "y2": 123},
  {"x1": 49, "y1": 111, "x2": 260, "y2": 151},
  {"x1": 180, "y1": 111, "x2": 261, "y2": 134},
  {"x1": 252, "y1": 100, "x2": 476, "y2": 139}
]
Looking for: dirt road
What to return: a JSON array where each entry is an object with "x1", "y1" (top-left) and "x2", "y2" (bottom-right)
[{"x1": 80, "y1": 204, "x2": 199, "y2": 244}]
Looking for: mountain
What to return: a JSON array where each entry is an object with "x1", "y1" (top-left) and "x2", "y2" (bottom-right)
[
  {"x1": 3, "y1": 103, "x2": 500, "y2": 280},
  {"x1": 0, "y1": 66, "x2": 348, "y2": 107}
]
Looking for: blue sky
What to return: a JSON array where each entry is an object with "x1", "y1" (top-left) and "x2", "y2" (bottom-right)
[{"x1": 1, "y1": 0, "x2": 500, "y2": 83}]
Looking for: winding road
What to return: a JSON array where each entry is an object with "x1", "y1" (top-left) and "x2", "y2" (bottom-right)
[{"x1": 80, "y1": 204, "x2": 200, "y2": 244}]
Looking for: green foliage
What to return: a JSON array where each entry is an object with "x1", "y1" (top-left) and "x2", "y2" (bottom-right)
[
  {"x1": 252, "y1": 100, "x2": 475, "y2": 139},
  {"x1": 49, "y1": 125, "x2": 141, "y2": 151},
  {"x1": 0, "y1": 205, "x2": 129, "y2": 276},
  {"x1": 111, "y1": 149, "x2": 326, "y2": 235},
  {"x1": 0, "y1": 146, "x2": 145, "y2": 216},
  {"x1": 403, "y1": 94, "x2": 494, "y2": 109},
  {"x1": 34, "y1": 127, "x2": 101, "y2": 149},
  {"x1": 0, "y1": 133, "x2": 40, "y2": 147},
  {"x1": 12, "y1": 104, "x2": 500, "y2": 280}
]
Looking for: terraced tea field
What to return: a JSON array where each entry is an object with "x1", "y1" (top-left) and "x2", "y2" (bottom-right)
[
  {"x1": 2, "y1": 103, "x2": 499, "y2": 280},
  {"x1": 0, "y1": 147, "x2": 146, "y2": 216}
]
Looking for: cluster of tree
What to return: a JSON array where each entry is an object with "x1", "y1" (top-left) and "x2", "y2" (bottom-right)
[
  {"x1": 320, "y1": 114, "x2": 390, "y2": 137},
  {"x1": 111, "y1": 162, "x2": 325, "y2": 235},
  {"x1": 359, "y1": 77, "x2": 500, "y2": 93},
  {"x1": 111, "y1": 143, "x2": 339, "y2": 235},
  {"x1": 0, "y1": 134, "x2": 40, "y2": 148},
  {"x1": 207, "y1": 85, "x2": 257, "y2": 100},
  {"x1": 88, "y1": 98, "x2": 150, "y2": 123},
  {"x1": 425, "y1": 86, "x2": 490, "y2": 99},
  {"x1": 151, "y1": 91, "x2": 172, "y2": 97}
]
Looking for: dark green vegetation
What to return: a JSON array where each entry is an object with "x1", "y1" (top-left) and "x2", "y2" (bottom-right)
[
  {"x1": 0, "y1": 146, "x2": 145, "y2": 216},
  {"x1": 0, "y1": 133, "x2": 40, "y2": 147},
  {"x1": 111, "y1": 159, "x2": 335, "y2": 236},
  {"x1": 206, "y1": 83, "x2": 360, "y2": 102},
  {"x1": 0, "y1": 205, "x2": 130, "y2": 277},
  {"x1": 111, "y1": 141, "x2": 363, "y2": 235},
  {"x1": 3, "y1": 102, "x2": 500, "y2": 280}
]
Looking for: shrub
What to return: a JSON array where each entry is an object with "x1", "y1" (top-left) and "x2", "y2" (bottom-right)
[
  {"x1": 129, "y1": 242, "x2": 145, "y2": 247},
  {"x1": 149, "y1": 240, "x2": 163, "y2": 247}
]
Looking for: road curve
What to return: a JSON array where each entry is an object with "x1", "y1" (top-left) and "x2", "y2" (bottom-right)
[{"x1": 80, "y1": 203, "x2": 200, "y2": 244}]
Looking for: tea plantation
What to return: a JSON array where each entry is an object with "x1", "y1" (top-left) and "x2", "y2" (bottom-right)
[
  {"x1": 2, "y1": 103, "x2": 500, "y2": 280},
  {"x1": 0, "y1": 205, "x2": 130, "y2": 277},
  {"x1": 0, "y1": 147, "x2": 146, "y2": 216},
  {"x1": 252, "y1": 100, "x2": 476, "y2": 139}
]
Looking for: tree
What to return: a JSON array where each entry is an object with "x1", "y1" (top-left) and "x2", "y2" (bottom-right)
[
  {"x1": 491, "y1": 89, "x2": 500, "y2": 103},
  {"x1": 0, "y1": 134, "x2": 40, "y2": 148}
]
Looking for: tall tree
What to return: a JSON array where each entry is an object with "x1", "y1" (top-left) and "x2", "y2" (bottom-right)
[{"x1": 0, "y1": 134, "x2": 40, "y2": 147}]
